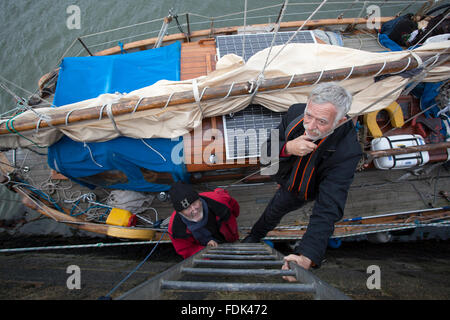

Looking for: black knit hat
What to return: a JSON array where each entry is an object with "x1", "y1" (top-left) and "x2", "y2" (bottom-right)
[{"x1": 169, "y1": 181, "x2": 200, "y2": 212}]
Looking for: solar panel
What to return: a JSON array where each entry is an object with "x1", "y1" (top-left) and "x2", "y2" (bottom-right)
[
  {"x1": 216, "y1": 31, "x2": 316, "y2": 61},
  {"x1": 223, "y1": 104, "x2": 286, "y2": 160},
  {"x1": 217, "y1": 32, "x2": 312, "y2": 160}
]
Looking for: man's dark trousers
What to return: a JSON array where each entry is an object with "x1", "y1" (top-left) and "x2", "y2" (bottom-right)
[{"x1": 249, "y1": 186, "x2": 306, "y2": 240}]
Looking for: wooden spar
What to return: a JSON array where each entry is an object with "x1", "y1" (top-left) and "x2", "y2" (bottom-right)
[
  {"x1": 266, "y1": 206, "x2": 450, "y2": 239},
  {"x1": 95, "y1": 17, "x2": 395, "y2": 56},
  {"x1": 0, "y1": 52, "x2": 447, "y2": 136},
  {"x1": 365, "y1": 141, "x2": 450, "y2": 161}
]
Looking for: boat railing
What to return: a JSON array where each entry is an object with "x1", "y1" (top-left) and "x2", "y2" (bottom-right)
[
  {"x1": 0, "y1": 0, "x2": 434, "y2": 117},
  {"x1": 59, "y1": 1, "x2": 428, "y2": 59}
]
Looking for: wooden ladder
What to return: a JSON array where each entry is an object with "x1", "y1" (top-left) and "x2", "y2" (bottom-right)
[{"x1": 117, "y1": 243, "x2": 351, "y2": 300}]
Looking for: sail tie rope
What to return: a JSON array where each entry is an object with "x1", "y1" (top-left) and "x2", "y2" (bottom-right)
[
  {"x1": 131, "y1": 97, "x2": 144, "y2": 115},
  {"x1": 65, "y1": 109, "x2": 75, "y2": 125},
  {"x1": 192, "y1": 78, "x2": 206, "y2": 118},
  {"x1": 130, "y1": 93, "x2": 175, "y2": 114},
  {"x1": 163, "y1": 92, "x2": 175, "y2": 109},
  {"x1": 283, "y1": 74, "x2": 296, "y2": 91},
  {"x1": 221, "y1": 82, "x2": 235, "y2": 101},
  {"x1": 105, "y1": 102, "x2": 123, "y2": 136},
  {"x1": 313, "y1": 70, "x2": 324, "y2": 86}
]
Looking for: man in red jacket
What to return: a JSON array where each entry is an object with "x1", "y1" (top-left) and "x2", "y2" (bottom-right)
[{"x1": 168, "y1": 181, "x2": 240, "y2": 259}]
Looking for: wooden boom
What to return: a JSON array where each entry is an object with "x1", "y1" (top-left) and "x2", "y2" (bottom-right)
[
  {"x1": 365, "y1": 141, "x2": 450, "y2": 162},
  {"x1": 0, "y1": 52, "x2": 447, "y2": 136}
]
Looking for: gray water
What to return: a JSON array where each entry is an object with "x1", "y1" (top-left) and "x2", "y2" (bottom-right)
[{"x1": 0, "y1": 0, "x2": 426, "y2": 221}]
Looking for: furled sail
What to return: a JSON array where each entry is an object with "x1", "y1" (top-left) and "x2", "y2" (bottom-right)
[{"x1": 1, "y1": 41, "x2": 449, "y2": 149}]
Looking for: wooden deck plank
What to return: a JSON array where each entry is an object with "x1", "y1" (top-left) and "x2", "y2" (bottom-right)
[{"x1": 180, "y1": 40, "x2": 217, "y2": 81}]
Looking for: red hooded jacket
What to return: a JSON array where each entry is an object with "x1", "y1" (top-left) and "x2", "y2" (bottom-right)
[{"x1": 168, "y1": 188, "x2": 240, "y2": 259}]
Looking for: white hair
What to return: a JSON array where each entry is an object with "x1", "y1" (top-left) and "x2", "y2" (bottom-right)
[{"x1": 308, "y1": 82, "x2": 352, "y2": 123}]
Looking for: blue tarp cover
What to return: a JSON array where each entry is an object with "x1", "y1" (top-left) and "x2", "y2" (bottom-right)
[
  {"x1": 48, "y1": 136, "x2": 185, "y2": 192},
  {"x1": 53, "y1": 41, "x2": 181, "y2": 106},
  {"x1": 48, "y1": 42, "x2": 188, "y2": 191}
]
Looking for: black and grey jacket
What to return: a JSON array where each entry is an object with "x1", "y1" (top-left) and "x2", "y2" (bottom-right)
[{"x1": 265, "y1": 103, "x2": 362, "y2": 265}]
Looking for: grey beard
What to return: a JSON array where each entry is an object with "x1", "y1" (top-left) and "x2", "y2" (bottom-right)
[
  {"x1": 183, "y1": 209, "x2": 204, "y2": 222},
  {"x1": 304, "y1": 125, "x2": 335, "y2": 141}
]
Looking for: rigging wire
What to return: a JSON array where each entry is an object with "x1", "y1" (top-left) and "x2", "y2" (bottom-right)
[
  {"x1": 100, "y1": 229, "x2": 167, "y2": 300},
  {"x1": 1, "y1": 1, "x2": 447, "y2": 242}
]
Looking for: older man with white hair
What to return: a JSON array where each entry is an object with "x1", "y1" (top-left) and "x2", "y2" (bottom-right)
[{"x1": 243, "y1": 82, "x2": 362, "y2": 274}]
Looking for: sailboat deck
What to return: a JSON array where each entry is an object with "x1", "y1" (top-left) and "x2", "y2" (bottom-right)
[
  {"x1": 1, "y1": 31, "x2": 449, "y2": 239},
  {"x1": 3, "y1": 141, "x2": 450, "y2": 239}
]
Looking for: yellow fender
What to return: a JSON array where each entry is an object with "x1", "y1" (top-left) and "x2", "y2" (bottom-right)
[{"x1": 364, "y1": 101, "x2": 404, "y2": 138}]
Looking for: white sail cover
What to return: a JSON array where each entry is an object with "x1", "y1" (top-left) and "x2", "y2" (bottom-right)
[{"x1": 1, "y1": 41, "x2": 449, "y2": 148}]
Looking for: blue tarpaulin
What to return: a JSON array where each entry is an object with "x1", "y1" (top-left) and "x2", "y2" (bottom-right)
[
  {"x1": 53, "y1": 41, "x2": 181, "y2": 106},
  {"x1": 48, "y1": 136, "x2": 186, "y2": 192},
  {"x1": 48, "y1": 42, "x2": 189, "y2": 191}
]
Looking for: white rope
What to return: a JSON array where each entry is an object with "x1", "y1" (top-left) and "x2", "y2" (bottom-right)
[
  {"x1": 35, "y1": 118, "x2": 43, "y2": 134},
  {"x1": 105, "y1": 102, "x2": 123, "y2": 136},
  {"x1": 313, "y1": 70, "x2": 325, "y2": 85},
  {"x1": 65, "y1": 109, "x2": 75, "y2": 125},
  {"x1": 220, "y1": 82, "x2": 236, "y2": 101},
  {"x1": 83, "y1": 142, "x2": 103, "y2": 168},
  {"x1": 99, "y1": 104, "x2": 107, "y2": 120},
  {"x1": 373, "y1": 60, "x2": 387, "y2": 77},
  {"x1": 409, "y1": 51, "x2": 423, "y2": 68},
  {"x1": 266, "y1": 0, "x2": 328, "y2": 68},
  {"x1": 343, "y1": 65, "x2": 355, "y2": 81},
  {"x1": 241, "y1": 0, "x2": 248, "y2": 59},
  {"x1": 140, "y1": 139, "x2": 167, "y2": 162},
  {"x1": 192, "y1": 78, "x2": 205, "y2": 118},
  {"x1": 391, "y1": 56, "x2": 411, "y2": 75},
  {"x1": 64, "y1": 192, "x2": 97, "y2": 204},
  {"x1": 283, "y1": 74, "x2": 296, "y2": 90},
  {"x1": 246, "y1": 0, "x2": 288, "y2": 102},
  {"x1": 254, "y1": 0, "x2": 289, "y2": 88},
  {"x1": 0, "y1": 239, "x2": 166, "y2": 253},
  {"x1": 132, "y1": 97, "x2": 144, "y2": 115}
]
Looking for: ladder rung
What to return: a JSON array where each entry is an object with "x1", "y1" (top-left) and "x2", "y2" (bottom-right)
[
  {"x1": 194, "y1": 259, "x2": 284, "y2": 267},
  {"x1": 161, "y1": 280, "x2": 316, "y2": 293},
  {"x1": 118, "y1": 243, "x2": 351, "y2": 300},
  {"x1": 207, "y1": 249, "x2": 271, "y2": 255},
  {"x1": 181, "y1": 267, "x2": 296, "y2": 277},
  {"x1": 201, "y1": 253, "x2": 277, "y2": 260},
  {"x1": 218, "y1": 244, "x2": 266, "y2": 249}
]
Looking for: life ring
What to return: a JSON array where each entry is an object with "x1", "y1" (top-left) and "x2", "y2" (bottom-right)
[{"x1": 364, "y1": 101, "x2": 405, "y2": 138}]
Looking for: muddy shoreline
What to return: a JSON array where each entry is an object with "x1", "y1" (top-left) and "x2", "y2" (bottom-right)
[{"x1": 0, "y1": 235, "x2": 449, "y2": 300}]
